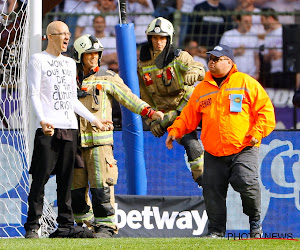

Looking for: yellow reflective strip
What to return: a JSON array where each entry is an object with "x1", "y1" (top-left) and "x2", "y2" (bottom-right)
[
  {"x1": 74, "y1": 212, "x2": 94, "y2": 222},
  {"x1": 81, "y1": 131, "x2": 113, "y2": 144},
  {"x1": 190, "y1": 155, "x2": 204, "y2": 170},
  {"x1": 93, "y1": 147, "x2": 103, "y2": 188}
]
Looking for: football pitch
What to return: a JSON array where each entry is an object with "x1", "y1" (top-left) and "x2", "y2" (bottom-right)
[{"x1": 0, "y1": 237, "x2": 299, "y2": 249}]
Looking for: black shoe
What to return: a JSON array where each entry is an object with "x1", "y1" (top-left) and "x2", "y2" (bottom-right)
[
  {"x1": 25, "y1": 229, "x2": 39, "y2": 239},
  {"x1": 49, "y1": 226, "x2": 94, "y2": 238},
  {"x1": 94, "y1": 226, "x2": 115, "y2": 238},
  {"x1": 206, "y1": 232, "x2": 225, "y2": 238},
  {"x1": 250, "y1": 221, "x2": 263, "y2": 238}
]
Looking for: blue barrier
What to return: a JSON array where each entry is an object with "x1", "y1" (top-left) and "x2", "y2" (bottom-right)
[{"x1": 115, "y1": 23, "x2": 147, "y2": 195}]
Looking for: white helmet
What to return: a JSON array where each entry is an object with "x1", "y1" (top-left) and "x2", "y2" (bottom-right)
[
  {"x1": 146, "y1": 17, "x2": 174, "y2": 44},
  {"x1": 73, "y1": 34, "x2": 104, "y2": 64}
]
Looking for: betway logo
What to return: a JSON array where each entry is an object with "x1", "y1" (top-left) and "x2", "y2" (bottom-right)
[{"x1": 115, "y1": 203, "x2": 208, "y2": 235}]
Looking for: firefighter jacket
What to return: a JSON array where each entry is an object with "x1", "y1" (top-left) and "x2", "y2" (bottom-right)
[
  {"x1": 78, "y1": 68, "x2": 150, "y2": 147},
  {"x1": 138, "y1": 48, "x2": 204, "y2": 113},
  {"x1": 167, "y1": 64, "x2": 276, "y2": 157}
]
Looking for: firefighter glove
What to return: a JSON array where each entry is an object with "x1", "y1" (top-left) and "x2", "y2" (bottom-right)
[
  {"x1": 150, "y1": 120, "x2": 165, "y2": 137},
  {"x1": 160, "y1": 110, "x2": 178, "y2": 128},
  {"x1": 184, "y1": 67, "x2": 205, "y2": 85}
]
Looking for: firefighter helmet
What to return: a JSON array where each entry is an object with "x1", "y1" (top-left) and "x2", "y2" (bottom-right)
[
  {"x1": 146, "y1": 17, "x2": 174, "y2": 44},
  {"x1": 73, "y1": 34, "x2": 103, "y2": 64}
]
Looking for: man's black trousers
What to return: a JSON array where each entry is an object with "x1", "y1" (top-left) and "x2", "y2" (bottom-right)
[
  {"x1": 24, "y1": 129, "x2": 78, "y2": 231},
  {"x1": 202, "y1": 146, "x2": 261, "y2": 234}
]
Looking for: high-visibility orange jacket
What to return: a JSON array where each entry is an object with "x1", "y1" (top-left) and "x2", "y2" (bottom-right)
[{"x1": 167, "y1": 64, "x2": 276, "y2": 157}]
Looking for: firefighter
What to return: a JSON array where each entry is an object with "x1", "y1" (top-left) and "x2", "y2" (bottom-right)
[
  {"x1": 137, "y1": 17, "x2": 205, "y2": 185},
  {"x1": 72, "y1": 34, "x2": 164, "y2": 238}
]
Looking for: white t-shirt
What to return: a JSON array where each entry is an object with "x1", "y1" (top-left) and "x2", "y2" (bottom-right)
[
  {"x1": 251, "y1": 9, "x2": 265, "y2": 32},
  {"x1": 264, "y1": 26, "x2": 283, "y2": 73},
  {"x1": 220, "y1": 29, "x2": 259, "y2": 77},
  {"x1": 28, "y1": 51, "x2": 95, "y2": 129},
  {"x1": 249, "y1": 8, "x2": 266, "y2": 46},
  {"x1": 76, "y1": 2, "x2": 119, "y2": 37}
]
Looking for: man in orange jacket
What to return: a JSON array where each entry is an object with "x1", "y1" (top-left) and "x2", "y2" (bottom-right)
[{"x1": 166, "y1": 44, "x2": 276, "y2": 238}]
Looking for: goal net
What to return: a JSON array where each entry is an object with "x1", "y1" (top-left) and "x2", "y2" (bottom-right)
[{"x1": 0, "y1": 0, "x2": 57, "y2": 238}]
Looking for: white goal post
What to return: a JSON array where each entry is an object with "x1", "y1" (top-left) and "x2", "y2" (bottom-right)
[{"x1": 0, "y1": 0, "x2": 57, "y2": 238}]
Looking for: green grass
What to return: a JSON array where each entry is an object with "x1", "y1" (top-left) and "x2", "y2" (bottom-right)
[{"x1": 0, "y1": 238, "x2": 299, "y2": 250}]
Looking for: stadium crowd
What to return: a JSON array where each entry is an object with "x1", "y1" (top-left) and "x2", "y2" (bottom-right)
[
  {"x1": 38, "y1": 0, "x2": 300, "y2": 90},
  {"x1": 2, "y1": 0, "x2": 299, "y2": 89}
]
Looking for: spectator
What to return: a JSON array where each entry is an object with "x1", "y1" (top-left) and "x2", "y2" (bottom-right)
[
  {"x1": 127, "y1": 0, "x2": 155, "y2": 45},
  {"x1": 254, "y1": 0, "x2": 300, "y2": 24},
  {"x1": 91, "y1": 15, "x2": 117, "y2": 68},
  {"x1": 62, "y1": 0, "x2": 93, "y2": 46},
  {"x1": 24, "y1": 21, "x2": 110, "y2": 239},
  {"x1": 72, "y1": 34, "x2": 163, "y2": 237},
  {"x1": 177, "y1": 0, "x2": 204, "y2": 47},
  {"x1": 138, "y1": 17, "x2": 206, "y2": 186},
  {"x1": 74, "y1": 0, "x2": 118, "y2": 39},
  {"x1": 235, "y1": 0, "x2": 265, "y2": 45},
  {"x1": 152, "y1": 0, "x2": 179, "y2": 22},
  {"x1": 198, "y1": 44, "x2": 208, "y2": 59},
  {"x1": 183, "y1": 38, "x2": 208, "y2": 72},
  {"x1": 187, "y1": 0, "x2": 232, "y2": 50},
  {"x1": 166, "y1": 44, "x2": 276, "y2": 238},
  {"x1": 260, "y1": 8, "x2": 287, "y2": 88},
  {"x1": 220, "y1": 14, "x2": 260, "y2": 79}
]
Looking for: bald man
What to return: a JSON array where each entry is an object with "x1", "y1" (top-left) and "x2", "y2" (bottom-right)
[{"x1": 24, "y1": 21, "x2": 111, "y2": 238}]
